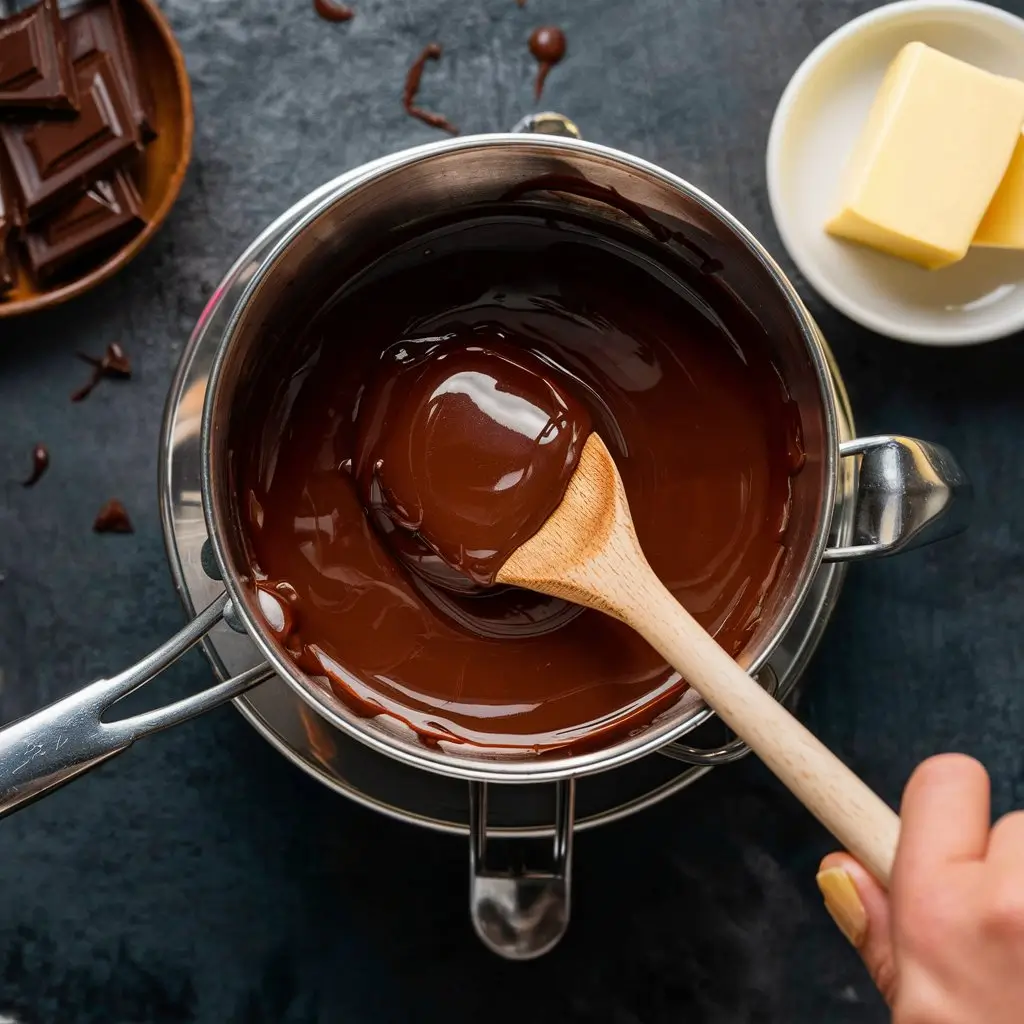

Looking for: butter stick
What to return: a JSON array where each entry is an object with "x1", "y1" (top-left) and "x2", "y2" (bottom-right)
[{"x1": 826, "y1": 42, "x2": 1024, "y2": 270}]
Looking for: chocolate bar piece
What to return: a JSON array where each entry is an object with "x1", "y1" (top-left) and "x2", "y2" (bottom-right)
[
  {"x1": 23, "y1": 166, "x2": 144, "y2": 281},
  {"x1": 0, "y1": 0, "x2": 78, "y2": 114},
  {"x1": 66, "y1": 0, "x2": 154, "y2": 139},
  {"x1": 1, "y1": 50, "x2": 142, "y2": 220},
  {"x1": 0, "y1": 158, "x2": 19, "y2": 295}
]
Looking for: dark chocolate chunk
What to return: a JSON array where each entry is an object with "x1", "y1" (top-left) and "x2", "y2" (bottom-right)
[
  {"x1": 0, "y1": 156, "x2": 19, "y2": 295},
  {"x1": 71, "y1": 340, "x2": 130, "y2": 400},
  {"x1": 403, "y1": 43, "x2": 458, "y2": 135},
  {"x1": 24, "y1": 168, "x2": 144, "y2": 282},
  {"x1": 1, "y1": 50, "x2": 142, "y2": 221},
  {"x1": 66, "y1": 0, "x2": 154, "y2": 139},
  {"x1": 0, "y1": 0, "x2": 78, "y2": 114},
  {"x1": 93, "y1": 497, "x2": 132, "y2": 533},
  {"x1": 21, "y1": 442, "x2": 49, "y2": 486}
]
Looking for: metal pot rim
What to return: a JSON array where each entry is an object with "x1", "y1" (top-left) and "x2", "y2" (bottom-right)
[{"x1": 200, "y1": 132, "x2": 841, "y2": 784}]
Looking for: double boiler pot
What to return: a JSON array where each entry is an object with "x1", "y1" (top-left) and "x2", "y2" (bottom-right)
[{"x1": 0, "y1": 117, "x2": 969, "y2": 960}]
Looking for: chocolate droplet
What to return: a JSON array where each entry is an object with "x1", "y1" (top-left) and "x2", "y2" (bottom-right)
[
  {"x1": 93, "y1": 499, "x2": 133, "y2": 534},
  {"x1": 313, "y1": 0, "x2": 354, "y2": 22},
  {"x1": 403, "y1": 43, "x2": 458, "y2": 135},
  {"x1": 21, "y1": 443, "x2": 49, "y2": 487},
  {"x1": 72, "y1": 343, "x2": 132, "y2": 402},
  {"x1": 529, "y1": 25, "x2": 566, "y2": 99}
]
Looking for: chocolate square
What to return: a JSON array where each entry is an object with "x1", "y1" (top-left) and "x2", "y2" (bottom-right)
[
  {"x1": 66, "y1": 0, "x2": 154, "y2": 139},
  {"x1": 1, "y1": 50, "x2": 142, "y2": 220},
  {"x1": 23, "y1": 166, "x2": 144, "y2": 281},
  {"x1": 0, "y1": 0, "x2": 78, "y2": 114}
]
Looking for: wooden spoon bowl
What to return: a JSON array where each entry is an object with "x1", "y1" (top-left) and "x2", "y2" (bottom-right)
[{"x1": 0, "y1": 0, "x2": 194, "y2": 318}]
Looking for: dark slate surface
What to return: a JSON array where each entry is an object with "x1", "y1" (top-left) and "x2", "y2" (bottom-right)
[{"x1": 0, "y1": 0, "x2": 1020, "y2": 1019}]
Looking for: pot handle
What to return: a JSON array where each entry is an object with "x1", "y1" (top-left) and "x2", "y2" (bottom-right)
[
  {"x1": 823, "y1": 435, "x2": 971, "y2": 563},
  {"x1": 469, "y1": 779, "x2": 574, "y2": 960},
  {"x1": 0, "y1": 593, "x2": 273, "y2": 818}
]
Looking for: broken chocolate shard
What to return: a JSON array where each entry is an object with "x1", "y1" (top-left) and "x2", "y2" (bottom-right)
[
  {"x1": 403, "y1": 43, "x2": 458, "y2": 135},
  {"x1": 1, "y1": 50, "x2": 142, "y2": 221},
  {"x1": 25, "y1": 169, "x2": 145, "y2": 283},
  {"x1": 93, "y1": 497, "x2": 132, "y2": 533},
  {"x1": 21, "y1": 443, "x2": 49, "y2": 486},
  {"x1": 71, "y1": 340, "x2": 131, "y2": 400},
  {"x1": 0, "y1": 0, "x2": 78, "y2": 114}
]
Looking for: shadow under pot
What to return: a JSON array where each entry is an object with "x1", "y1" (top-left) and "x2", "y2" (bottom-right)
[{"x1": 0, "y1": 129, "x2": 970, "y2": 962}]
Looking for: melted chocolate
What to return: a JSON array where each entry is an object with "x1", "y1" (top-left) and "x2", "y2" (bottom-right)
[
  {"x1": 71, "y1": 341, "x2": 131, "y2": 401},
  {"x1": 528, "y1": 25, "x2": 565, "y2": 99},
  {"x1": 354, "y1": 337, "x2": 591, "y2": 591},
  {"x1": 313, "y1": 0, "x2": 354, "y2": 22},
  {"x1": 21, "y1": 443, "x2": 48, "y2": 487},
  {"x1": 236, "y1": 207, "x2": 803, "y2": 754},
  {"x1": 93, "y1": 498, "x2": 132, "y2": 533},
  {"x1": 403, "y1": 43, "x2": 458, "y2": 135}
]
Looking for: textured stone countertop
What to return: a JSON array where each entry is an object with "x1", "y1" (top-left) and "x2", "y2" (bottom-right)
[{"x1": 1, "y1": 0, "x2": 1022, "y2": 1020}]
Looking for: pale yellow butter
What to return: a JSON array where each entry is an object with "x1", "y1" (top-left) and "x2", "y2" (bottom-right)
[
  {"x1": 826, "y1": 42, "x2": 1024, "y2": 270},
  {"x1": 975, "y1": 131, "x2": 1024, "y2": 248}
]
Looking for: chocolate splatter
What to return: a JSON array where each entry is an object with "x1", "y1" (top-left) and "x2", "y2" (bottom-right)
[
  {"x1": 72, "y1": 343, "x2": 132, "y2": 402},
  {"x1": 529, "y1": 25, "x2": 566, "y2": 99},
  {"x1": 403, "y1": 43, "x2": 458, "y2": 135},
  {"x1": 21, "y1": 443, "x2": 49, "y2": 487},
  {"x1": 93, "y1": 499, "x2": 133, "y2": 534},
  {"x1": 313, "y1": 0, "x2": 354, "y2": 22}
]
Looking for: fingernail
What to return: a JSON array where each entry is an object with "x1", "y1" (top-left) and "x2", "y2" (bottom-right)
[{"x1": 816, "y1": 867, "x2": 868, "y2": 947}]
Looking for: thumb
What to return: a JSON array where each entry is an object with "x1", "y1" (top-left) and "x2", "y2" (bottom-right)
[{"x1": 817, "y1": 852, "x2": 897, "y2": 1004}]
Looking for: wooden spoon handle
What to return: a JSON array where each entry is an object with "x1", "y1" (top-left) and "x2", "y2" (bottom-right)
[{"x1": 624, "y1": 561, "x2": 899, "y2": 886}]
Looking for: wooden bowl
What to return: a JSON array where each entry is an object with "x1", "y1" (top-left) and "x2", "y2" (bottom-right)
[{"x1": 0, "y1": 0, "x2": 194, "y2": 318}]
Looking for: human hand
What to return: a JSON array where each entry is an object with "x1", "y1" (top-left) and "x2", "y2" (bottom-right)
[{"x1": 817, "y1": 753, "x2": 1024, "y2": 1022}]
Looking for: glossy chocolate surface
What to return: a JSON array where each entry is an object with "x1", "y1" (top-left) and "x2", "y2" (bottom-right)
[
  {"x1": 0, "y1": 0, "x2": 77, "y2": 114},
  {"x1": 1, "y1": 50, "x2": 142, "y2": 220},
  {"x1": 236, "y1": 207, "x2": 803, "y2": 753},
  {"x1": 354, "y1": 338, "x2": 591, "y2": 591}
]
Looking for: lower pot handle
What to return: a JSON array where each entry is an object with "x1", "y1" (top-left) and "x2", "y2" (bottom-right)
[
  {"x1": 0, "y1": 593, "x2": 273, "y2": 818},
  {"x1": 469, "y1": 779, "x2": 574, "y2": 960},
  {"x1": 823, "y1": 435, "x2": 971, "y2": 562}
]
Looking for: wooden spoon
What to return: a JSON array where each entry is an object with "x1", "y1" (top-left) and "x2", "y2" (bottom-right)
[{"x1": 497, "y1": 433, "x2": 900, "y2": 885}]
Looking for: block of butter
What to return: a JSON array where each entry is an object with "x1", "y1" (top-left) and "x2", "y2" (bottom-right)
[
  {"x1": 975, "y1": 132, "x2": 1024, "y2": 248},
  {"x1": 826, "y1": 42, "x2": 1024, "y2": 270}
]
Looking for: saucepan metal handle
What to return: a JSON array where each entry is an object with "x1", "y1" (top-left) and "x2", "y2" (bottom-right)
[
  {"x1": 469, "y1": 778, "x2": 574, "y2": 960},
  {"x1": 823, "y1": 435, "x2": 971, "y2": 562},
  {"x1": 0, "y1": 593, "x2": 273, "y2": 818}
]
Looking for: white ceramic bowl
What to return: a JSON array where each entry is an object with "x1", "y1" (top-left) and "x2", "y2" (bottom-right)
[{"x1": 767, "y1": 0, "x2": 1024, "y2": 345}]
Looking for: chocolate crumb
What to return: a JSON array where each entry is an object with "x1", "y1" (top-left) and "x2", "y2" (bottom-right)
[
  {"x1": 21, "y1": 444, "x2": 49, "y2": 487},
  {"x1": 529, "y1": 25, "x2": 567, "y2": 99},
  {"x1": 403, "y1": 43, "x2": 458, "y2": 135},
  {"x1": 93, "y1": 499, "x2": 133, "y2": 534},
  {"x1": 314, "y1": 0, "x2": 354, "y2": 22},
  {"x1": 72, "y1": 342, "x2": 132, "y2": 402}
]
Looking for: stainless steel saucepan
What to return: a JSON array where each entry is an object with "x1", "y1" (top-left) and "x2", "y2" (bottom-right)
[{"x1": 0, "y1": 119, "x2": 970, "y2": 838}]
